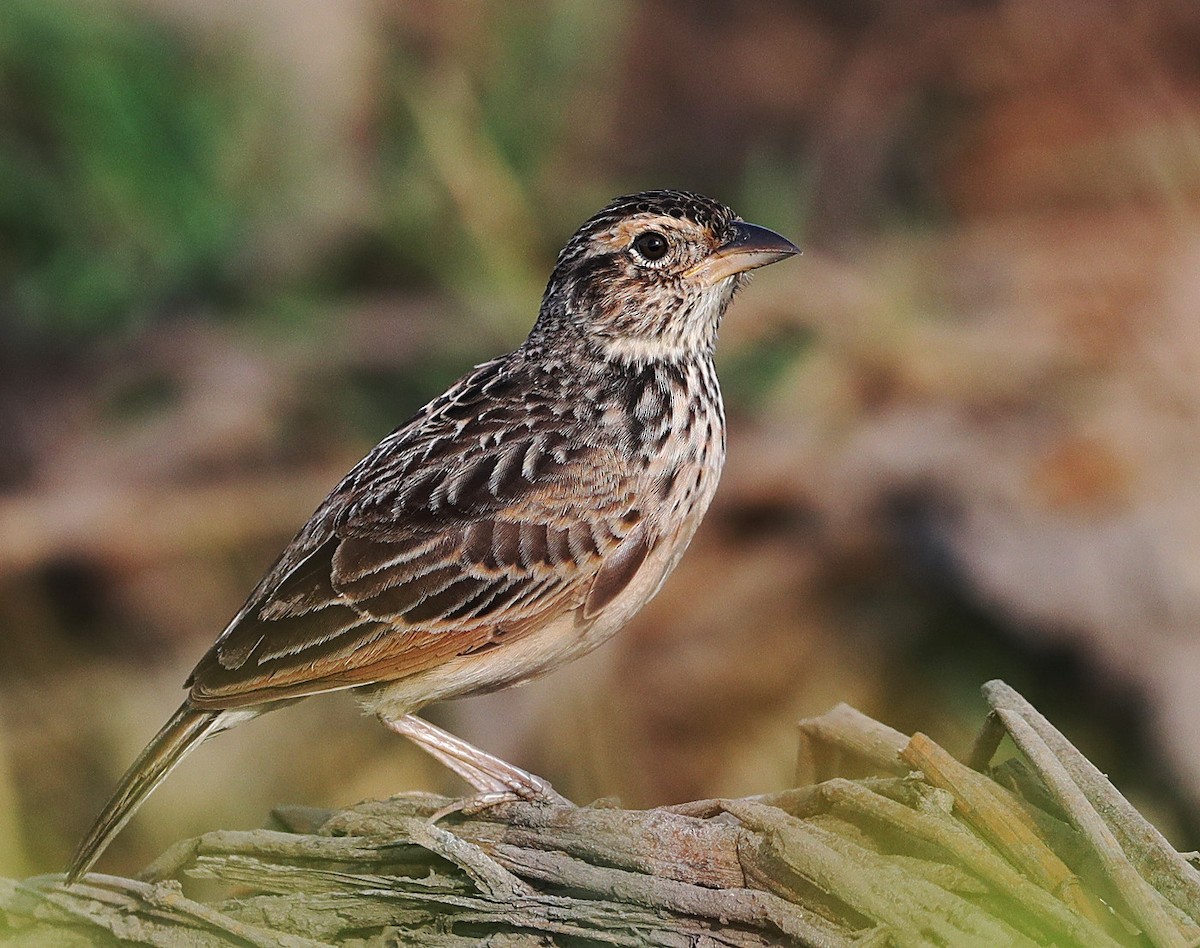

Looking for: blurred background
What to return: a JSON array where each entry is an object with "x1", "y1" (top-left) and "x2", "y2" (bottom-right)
[{"x1": 2, "y1": 0, "x2": 1200, "y2": 880}]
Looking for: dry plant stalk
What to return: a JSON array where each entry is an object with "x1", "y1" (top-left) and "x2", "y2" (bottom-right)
[{"x1": 2, "y1": 680, "x2": 1197, "y2": 947}]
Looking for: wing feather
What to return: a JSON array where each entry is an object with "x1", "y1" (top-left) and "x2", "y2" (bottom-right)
[{"x1": 186, "y1": 356, "x2": 653, "y2": 709}]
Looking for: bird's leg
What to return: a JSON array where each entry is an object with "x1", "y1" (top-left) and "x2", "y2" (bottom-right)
[{"x1": 382, "y1": 713, "x2": 572, "y2": 816}]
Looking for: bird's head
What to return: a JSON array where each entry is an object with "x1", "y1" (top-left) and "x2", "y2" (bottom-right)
[{"x1": 536, "y1": 190, "x2": 798, "y2": 363}]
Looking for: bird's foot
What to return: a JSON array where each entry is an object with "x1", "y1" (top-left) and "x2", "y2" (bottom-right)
[
  {"x1": 382, "y1": 712, "x2": 573, "y2": 819},
  {"x1": 428, "y1": 783, "x2": 571, "y2": 823}
]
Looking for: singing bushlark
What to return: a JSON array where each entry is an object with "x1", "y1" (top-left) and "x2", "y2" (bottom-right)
[{"x1": 68, "y1": 189, "x2": 798, "y2": 881}]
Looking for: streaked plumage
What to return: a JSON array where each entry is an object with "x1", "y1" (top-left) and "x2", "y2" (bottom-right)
[{"x1": 67, "y1": 189, "x2": 798, "y2": 882}]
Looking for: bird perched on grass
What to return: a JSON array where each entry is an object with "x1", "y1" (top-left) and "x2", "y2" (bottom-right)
[{"x1": 67, "y1": 189, "x2": 798, "y2": 882}]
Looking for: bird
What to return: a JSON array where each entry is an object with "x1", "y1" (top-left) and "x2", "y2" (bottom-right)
[{"x1": 66, "y1": 189, "x2": 799, "y2": 883}]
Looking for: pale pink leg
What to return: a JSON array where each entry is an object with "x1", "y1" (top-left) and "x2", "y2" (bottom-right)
[{"x1": 382, "y1": 713, "x2": 572, "y2": 812}]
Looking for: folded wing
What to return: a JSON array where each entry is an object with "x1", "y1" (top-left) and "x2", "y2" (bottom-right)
[{"x1": 187, "y1": 362, "x2": 649, "y2": 708}]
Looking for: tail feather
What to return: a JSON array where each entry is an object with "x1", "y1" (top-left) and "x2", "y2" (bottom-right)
[{"x1": 66, "y1": 704, "x2": 223, "y2": 883}]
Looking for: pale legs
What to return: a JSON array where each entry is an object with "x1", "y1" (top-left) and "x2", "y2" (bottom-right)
[{"x1": 382, "y1": 713, "x2": 572, "y2": 814}]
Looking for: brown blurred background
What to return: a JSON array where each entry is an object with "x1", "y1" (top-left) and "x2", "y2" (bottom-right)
[{"x1": 3, "y1": 0, "x2": 1200, "y2": 880}]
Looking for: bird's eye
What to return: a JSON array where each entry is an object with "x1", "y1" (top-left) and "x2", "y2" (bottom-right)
[{"x1": 631, "y1": 231, "x2": 669, "y2": 262}]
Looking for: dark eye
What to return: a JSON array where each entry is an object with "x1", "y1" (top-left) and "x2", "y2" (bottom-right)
[{"x1": 632, "y1": 231, "x2": 669, "y2": 261}]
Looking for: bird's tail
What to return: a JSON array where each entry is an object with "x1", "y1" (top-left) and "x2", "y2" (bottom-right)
[{"x1": 66, "y1": 703, "x2": 225, "y2": 883}]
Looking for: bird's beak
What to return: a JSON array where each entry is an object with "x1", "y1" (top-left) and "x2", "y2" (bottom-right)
[{"x1": 685, "y1": 221, "x2": 800, "y2": 286}]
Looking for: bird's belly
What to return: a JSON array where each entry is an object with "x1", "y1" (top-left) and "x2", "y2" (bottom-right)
[{"x1": 357, "y1": 610, "x2": 598, "y2": 721}]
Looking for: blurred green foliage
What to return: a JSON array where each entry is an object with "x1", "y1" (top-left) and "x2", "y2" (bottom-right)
[
  {"x1": 0, "y1": 0, "x2": 287, "y2": 347},
  {"x1": 375, "y1": 3, "x2": 626, "y2": 325},
  {"x1": 719, "y1": 325, "x2": 814, "y2": 411}
]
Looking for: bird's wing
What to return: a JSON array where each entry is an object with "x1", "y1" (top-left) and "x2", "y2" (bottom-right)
[{"x1": 186, "y1": 360, "x2": 652, "y2": 709}]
